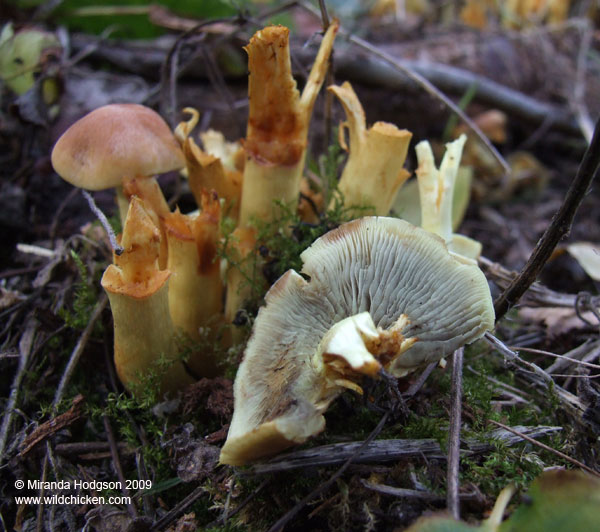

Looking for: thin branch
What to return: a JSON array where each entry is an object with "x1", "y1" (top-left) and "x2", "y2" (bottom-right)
[
  {"x1": 266, "y1": 410, "x2": 390, "y2": 532},
  {"x1": 494, "y1": 117, "x2": 600, "y2": 320},
  {"x1": 488, "y1": 420, "x2": 600, "y2": 478},
  {"x1": 510, "y1": 346, "x2": 600, "y2": 370},
  {"x1": 0, "y1": 317, "x2": 37, "y2": 465},
  {"x1": 53, "y1": 295, "x2": 108, "y2": 410},
  {"x1": 81, "y1": 191, "x2": 123, "y2": 255},
  {"x1": 447, "y1": 347, "x2": 464, "y2": 520},
  {"x1": 103, "y1": 416, "x2": 138, "y2": 517},
  {"x1": 150, "y1": 485, "x2": 206, "y2": 531},
  {"x1": 247, "y1": 425, "x2": 560, "y2": 475}
]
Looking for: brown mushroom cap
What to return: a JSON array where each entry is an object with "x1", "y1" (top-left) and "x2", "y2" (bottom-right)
[{"x1": 51, "y1": 104, "x2": 185, "y2": 190}]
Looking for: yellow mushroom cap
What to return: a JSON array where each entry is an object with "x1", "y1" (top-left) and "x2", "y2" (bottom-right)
[
  {"x1": 220, "y1": 217, "x2": 495, "y2": 465},
  {"x1": 51, "y1": 104, "x2": 185, "y2": 190}
]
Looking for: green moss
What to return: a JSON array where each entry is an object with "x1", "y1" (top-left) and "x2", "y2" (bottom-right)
[{"x1": 58, "y1": 249, "x2": 100, "y2": 330}]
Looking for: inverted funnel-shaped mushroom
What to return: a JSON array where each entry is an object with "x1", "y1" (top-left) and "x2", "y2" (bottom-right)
[
  {"x1": 329, "y1": 82, "x2": 412, "y2": 215},
  {"x1": 101, "y1": 197, "x2": 193, "y2": 395},
  {"x1": 238, "y1": 22, "x2": 338, "y2": 226},
  {"x1": 220, "y1": 217, "x2": 494, "y2": 464},
  {"x1": 51, "y1": 103, "x2": 185, "y2": 224}
]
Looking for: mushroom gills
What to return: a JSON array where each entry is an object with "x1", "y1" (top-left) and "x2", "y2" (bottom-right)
[{"x1": 220, "y1": 217, "x2": 494, "y2": 465}]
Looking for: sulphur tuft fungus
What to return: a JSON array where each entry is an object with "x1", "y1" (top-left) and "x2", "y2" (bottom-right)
[
  {"x1": 176, "y1": 108, "x2": 243, "y2": 220},
  {"x1": 238, "y1": 22, "x2": 338, "y2": 227},
  {"x1": 415, "y1": 134, "x2": 482, "y2": 260},
  {"x1": 51, "y1": 103, "x2": 185, "y2": 224},
  {"x1": 163, "y1": 190, "x2": 224, "y2": 377},
  {"x1": 101, "y1": 196, "x2": 193, "y2": 395},
  {"x1": 220, "y1": 216, "x2": 494, "y2": 464},
  {"x1": 329, "y1": 82, "x2": 412, "y2": 215}
]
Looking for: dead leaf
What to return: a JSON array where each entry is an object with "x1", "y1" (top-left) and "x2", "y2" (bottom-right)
[
  {"x1": 567, "y1": 242, "x2": 600, "y2": 281},
  {"x1": 519, "y1": 307, "x2": 598, "y2": 337}
]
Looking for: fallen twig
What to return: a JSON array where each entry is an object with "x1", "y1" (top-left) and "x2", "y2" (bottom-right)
[
  {"x1": 19, "y1": 395, "x2": 85, "y2": 457},
  {"x1": 52, "y1": 295, "x2": 108, "y2": 410},
  {"x1": 103, "y1": 416, "x2": 138, "y2": 518},
  {"x1": 266, "y1": 410, "x2": 390, "y2": 532},
  {"x1": 447, "y1": 347, "x2": 464, "y2": 520},
  {"x1": 361, "y1": 479, "x2": 481, "y2": 502},
  {"x1": 493, "y1": 117, "x2": 600, "y2": 320},
  {"x1": 247, "y1": 425, "x2": 561, "y2": 475},
  {"x1": 0, "y1": 316, "x2": 37, "y2": 465}
]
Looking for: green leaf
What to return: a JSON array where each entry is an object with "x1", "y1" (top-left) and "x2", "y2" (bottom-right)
[
  {"x1": 499, "y1": 470, "x2": 600, "y2": 532},
  {"x1": 0, "y1": 23, "x2": 60, "y2": 95}
]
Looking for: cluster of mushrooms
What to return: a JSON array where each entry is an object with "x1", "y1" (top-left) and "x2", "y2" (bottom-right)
[{"x1": 51, "y1": 22, "x2": 495, "y2": 466}]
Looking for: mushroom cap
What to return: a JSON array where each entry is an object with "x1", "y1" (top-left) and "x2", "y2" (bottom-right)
[
  {"x1": 51, "y1": 104, "x2": 185, "y2": 190},
  {"x1": 220, "y1": 216, "x2": 495, "y2": 464}
]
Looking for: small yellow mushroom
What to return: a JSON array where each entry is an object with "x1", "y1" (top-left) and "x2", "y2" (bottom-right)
[
  {"x1": 164, "y1": 190, "x2": 224, "y2": 377},
  {"x1": 238, "y1": 22, "x2": 338, "y2": 226},
  {"x1": 329, "y1": 82, "x2": 412, "y2": 215},
  {"x1": 101, "y1": 197, "x2": 193, "y2": 395}
]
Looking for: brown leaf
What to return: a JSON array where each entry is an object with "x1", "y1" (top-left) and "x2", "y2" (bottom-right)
[{"x1": 519, "y1": 307, "x2": 597, "y2": 337}]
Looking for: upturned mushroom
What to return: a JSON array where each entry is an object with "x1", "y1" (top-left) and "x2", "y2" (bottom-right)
[
  {"x1": 101, "y1": 197, "x2": 193, "y2": 395},
  {"x1": 220, "y1": 216, "x2": 494, "y2": 465},
  {"x1": 51, "y1": 103, "x2": 185, "y2": 226},
  {"x1": 329, "y1": 82, "x2": 412, "y2": 215}
]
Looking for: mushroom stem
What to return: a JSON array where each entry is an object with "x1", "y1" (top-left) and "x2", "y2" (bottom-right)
[
  {"x1": 224, "y1": 226, "x2": 258, "y2": 325},
  {"x1": 328, "y1": 82, "x2": 412, "y2": 215},
  {"x1": 101, "y1": 197, "x2": 193, "y2": 395},
  {"x1": 238, "y1": 22, "x2": 338, "y2": 227},
  {"x1": 164, "y1": 191, "x2": 224, "y2": 377},
  {"x1": 415, "y1": 134, "x2": 467, "y2": 243}
]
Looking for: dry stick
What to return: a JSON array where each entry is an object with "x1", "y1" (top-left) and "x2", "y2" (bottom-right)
[
  {"x1": 81, "y1": 191, "x2": 123, "y2": 255},
  {"x1": 150, "y1": 485, "x2": 206, "y2": 531},
  {"x1": 317, "y1": 0, "x2": 335, "y2": 150},
  {"x1": 0, "y1": 317, "x2": 37, "y2": 465},
  {"x1": 494, "y1": 117, "x2": 600, "y2": 320},
  {"x1": 447, "y1": 347, "x2": 464, "y2": 520},
  {"x1": 35, "y1": 451, "x2": 49, "y2": 532},
  {"x1": 267, "y1": 410, "x2": 391, "y2": 532},
  {"x1": 299, "y1": 1, "x2": 510, "y2": 176},
  {"x1": 510, "y1": 346, "x2": 600, "y2": 371},
  {"x1": 52, "y1": 295, "x2": 108, "y2": 410},
  {"x1": 488, "y1": 420, "x2": 600, "y2": 478},
  {"x1": 103, "y1": 416, "x2": 138, "y2": 518}
]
